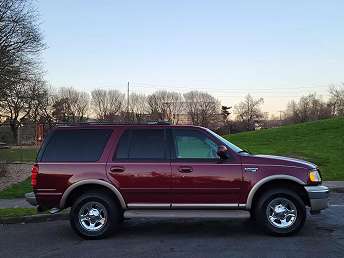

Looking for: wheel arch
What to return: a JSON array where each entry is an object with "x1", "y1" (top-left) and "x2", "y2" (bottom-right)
[
  {"x1": 60, "y1": 180, "x2": 127, "y2": 209},
  {"x1": 246, "y1": 175, "x2": 309, "y2": 210}
]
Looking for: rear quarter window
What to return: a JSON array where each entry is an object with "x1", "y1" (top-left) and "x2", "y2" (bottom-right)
[{"x1": 40, "y1": 129, "x2": 112, "y2": 162}]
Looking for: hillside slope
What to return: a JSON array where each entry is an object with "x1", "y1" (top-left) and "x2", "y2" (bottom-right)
[{"x1": 225, "y1": 118, "x2": 344, "y2": 180}]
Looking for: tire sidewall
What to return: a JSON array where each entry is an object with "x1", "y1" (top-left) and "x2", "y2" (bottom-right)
[
  {"x1": 70, "y1": 192, "x2": 120, "y2": 239},
  {"x1": 256, "y1": 189, "x2": 306, "y2": 236}
]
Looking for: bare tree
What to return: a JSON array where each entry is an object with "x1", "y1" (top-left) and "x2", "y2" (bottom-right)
[
  {"x1": 183, "y1": 91, "x2": 221, "y2": 127},
  {"x1": 0, "y1": 0, "x2": 45, "y2": 94},
  {"x1": 0, "y1": 0, "x2": 45, "y2": 142},
  {"x1": 76, "y1": 91, "x2": 90, "y2": 120},
  {"x1": 31, "y1": 85, "x2": 55, "y2": 125},
  {"x1": 234, "y1": 94, "x2": 264, "y2": 131},
  {"x1": 27, "y1": 80, "x2": 50, "y2": 123},
  {"x1": 51, "y1": 87, "x2": 89, "y2": 123},
  {"x1": 286, "y1": 93, "x2": 331, "y2": 123},
  {"x1": 328, "y1": 84, "x2": 344, "y2": 116},
  {"x1": 163, "y1": 92, "x2": 183, "y2": 124},
  {"x1": 147, "y1": 90, "x2": 183, "y2": 123},
  {"x1": 129, "y1": 93, "x2": 148, "y2": 122},
  {"x1": 91, "y1": 89, "x2": 124, "y2": 121},
  {"x1": 147, "y1": 91, "x2": 166, "y2": 120},
  {"x1": 0, "y1": 76, "x2": 47, "y2": 142}
]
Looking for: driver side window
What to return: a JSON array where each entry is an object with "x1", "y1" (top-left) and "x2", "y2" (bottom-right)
[{"x1": 173, "y1": 129, "x2": 218, "y2": 160}]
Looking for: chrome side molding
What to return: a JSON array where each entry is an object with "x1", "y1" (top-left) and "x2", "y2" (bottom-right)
[
  {"x1": 127, "y1": 203, "x2": 170, "y2": 209},
  {"x1": 171, "y1": 203, "x2": 238, "y2": 209}
]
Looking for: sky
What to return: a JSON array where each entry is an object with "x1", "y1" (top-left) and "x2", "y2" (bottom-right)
[{"x1": 37, "y1": 0, "x2": 344, "y2": 116}]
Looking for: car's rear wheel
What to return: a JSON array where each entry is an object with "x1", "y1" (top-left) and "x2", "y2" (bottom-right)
[
  {"x1": 70, "y1": 191, "x2": 122, "y2": 239},
  {"x1": 255, "y1": 188, "x2": 306, "y2": 236}
]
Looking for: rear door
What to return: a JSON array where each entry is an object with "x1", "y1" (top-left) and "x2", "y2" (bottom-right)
[
  {"x1": 170, "y1": 128, "x2": 242, "y2": 207},
  {"x1": 106, "y1": 127, "x2": 171, "y2": 208},
  {"x1": 36, "y1": 128, "x2": 113, "y2": 208}
]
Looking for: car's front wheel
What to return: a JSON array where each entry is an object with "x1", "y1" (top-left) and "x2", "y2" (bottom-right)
[
  {"x1": 70, "y1": 191, "x2": 122, "y2": 239},
  {"x1": 255, "y1": 188, "x2": 306, "y2": 236}
]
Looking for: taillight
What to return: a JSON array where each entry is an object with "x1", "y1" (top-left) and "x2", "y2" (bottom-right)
[{"x1": 31, "y1": 164, "x2": 39, "y2": 188}]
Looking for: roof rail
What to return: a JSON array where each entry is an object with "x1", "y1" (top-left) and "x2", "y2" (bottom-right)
[
  {"x1": 145, "y1": 120, "x2": 171, "y2": 125},
  {"x1": 55, "y1": 120, "x2": 172, "y2": 127}
]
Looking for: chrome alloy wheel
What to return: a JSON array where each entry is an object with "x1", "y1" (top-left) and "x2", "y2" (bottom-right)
[
  {"x1": 266, "y1": 197, "x2": 297, "y2": 229},
  {"x1": 78, "y1": 201, "x2": 108, "y2": 232}
]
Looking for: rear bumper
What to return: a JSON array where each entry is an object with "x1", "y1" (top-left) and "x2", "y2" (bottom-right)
[
  {"x1": 304, "y1": 185, "x2": 329, "y2": 212},
  {"x1": 25, "y1": 192, "x2": 37, "y2": 206}
]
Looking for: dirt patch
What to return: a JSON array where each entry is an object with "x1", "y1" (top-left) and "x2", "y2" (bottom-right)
[{"x1": 0, "y1": 163, "x2": 32, "y2": 191}]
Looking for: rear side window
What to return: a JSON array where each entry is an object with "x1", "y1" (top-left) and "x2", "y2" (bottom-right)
[
  {"x1": 41, "y1": 129, "x2": 112, "y2": 162},
  {"x1": 114, "y1": 129, "x2": 167, "y2": 160}
]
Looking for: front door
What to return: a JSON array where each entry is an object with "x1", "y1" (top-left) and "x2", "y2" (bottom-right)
[
  {"x1": 106, "y1": 127, "x2": 171, "y2": 208},
  {"x1": 170, "y1": 128, "x2": 242, "y2": 207}
]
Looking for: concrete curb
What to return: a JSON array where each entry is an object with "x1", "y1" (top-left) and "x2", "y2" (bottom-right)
[
  {"x1": 328, "y1": 187, "x2": 344, "y2": 193},
  {"x1": 324, "y1": 181, "x2": 344, "y2": 193},
  {"x1": 0, "y1": 212, "x2": 68, "y2": 224}
]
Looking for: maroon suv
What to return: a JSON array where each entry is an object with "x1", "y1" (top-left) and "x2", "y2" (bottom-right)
[{"x1": 25, "y1": 123, "x2": 329, "y2": 239}]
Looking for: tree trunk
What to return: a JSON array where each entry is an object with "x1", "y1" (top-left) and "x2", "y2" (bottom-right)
[{"x1": 9, "y1": 119, "x2": 19, "y2": 145}]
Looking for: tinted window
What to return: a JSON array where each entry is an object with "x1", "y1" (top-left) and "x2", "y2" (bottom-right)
[
  {"x1": 41, "y1": 129, "x2": 112, "y2": 162},
  {"x1": 114, "y1": 129, "x2": 166, "y2": 160},
  {"x1": 115, "y1": 130, "x2": 130, "y2": 159},
  {"x1": 173, "y1": 129, "x2": 218, "y2": 159}
]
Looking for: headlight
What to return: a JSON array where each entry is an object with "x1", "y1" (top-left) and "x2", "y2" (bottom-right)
[{"x1": 308, "y1": 170, "x2": 322, "y2": 184}]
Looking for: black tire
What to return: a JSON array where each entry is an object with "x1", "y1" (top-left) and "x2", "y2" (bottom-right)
[
  {"x1": 249, "y1": 209, "x2": 256, "y2": 221},
  {"x1": 255, "y1": 188, "x2": 306, "y2": 236},
  {"x1": 70, "y1": 191, "x2": 122, "y2": 240}
]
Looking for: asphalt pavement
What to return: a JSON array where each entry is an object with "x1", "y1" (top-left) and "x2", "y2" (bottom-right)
[{"x1": 1, "y1": 192, "x2": 344, "y2": 258}]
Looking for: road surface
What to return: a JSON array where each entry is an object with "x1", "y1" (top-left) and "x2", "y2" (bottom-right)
[{"x1": 1, "y1": 193, "x2": 343, "y2": 258}]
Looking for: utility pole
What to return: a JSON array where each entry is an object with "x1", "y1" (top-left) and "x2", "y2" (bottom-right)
[{"x1": 127, "y1": 81, "x2": 130, "y2": 122}]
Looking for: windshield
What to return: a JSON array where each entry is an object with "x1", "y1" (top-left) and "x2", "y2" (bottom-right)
[{"x1": 206, "y1": 129, "x2": 243, "y2": 153}]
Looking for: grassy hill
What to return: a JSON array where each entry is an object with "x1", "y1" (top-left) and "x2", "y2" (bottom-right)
[{"x1": 225, "y1": 117, "x2": 344, "y2": 180}]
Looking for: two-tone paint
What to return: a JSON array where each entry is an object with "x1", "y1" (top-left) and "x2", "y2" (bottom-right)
[{"x1": 33, "y1": 124, "x2": 319, "y2": 211}]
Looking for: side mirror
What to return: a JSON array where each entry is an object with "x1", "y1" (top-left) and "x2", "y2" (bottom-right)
[{"x1": 217, "y1": 145, "x2": 229, "y2": 160}]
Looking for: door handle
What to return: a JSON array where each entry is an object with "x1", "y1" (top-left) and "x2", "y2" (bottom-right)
[
  {"x1": 110, "y1": 166, "x2": 125, "y2": 173},
  {"x1": 244, "y1": 167, "x2": 258, "y2": 173},
  {"x1": 178, "y1": 166, "x2": 193, "y2": 173}
]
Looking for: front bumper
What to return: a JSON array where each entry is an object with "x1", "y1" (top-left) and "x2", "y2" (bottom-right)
[
  {"x1": 25, "y1": 192, "x2": 37, "y2": 206},
  {"x1": 304, "y1": 185, "x2": 329, "y2": 212}
]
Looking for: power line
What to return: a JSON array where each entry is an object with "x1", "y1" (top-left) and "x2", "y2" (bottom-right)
[
  {"x1": 91, "y1": 82, "x2": 336, "y2": 94},
  {"x1": 125, "y1": 89, "x2": 328, "y2": 98},
  {"x1": 132, "y1": 82, "x2": 331, "y2": 92}
]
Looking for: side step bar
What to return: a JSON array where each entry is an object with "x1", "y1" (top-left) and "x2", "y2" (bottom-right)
[{"x1": 124, "y1": 210, "x2": 250, "y2": 219}]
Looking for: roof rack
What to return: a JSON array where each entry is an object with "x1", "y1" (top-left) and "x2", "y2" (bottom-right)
[
  {"x1": 145, "y1": 120, "x2": 171, "y2": 125},
  {"x1": 55, "y1": 120, "x2": 172, "y2": 127}
]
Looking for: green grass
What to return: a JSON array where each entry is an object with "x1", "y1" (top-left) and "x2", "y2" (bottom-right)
[
  {"x1": 0, "y1": 208, "x2": 37, "y2": 218},
  {"x1": 0, "y1": 147, "x2": 38, "y2": 162},
  {"x1": 225, "y1": 117, "x2": 344, "y2": 180},
  {"x1": 0, "y1": 177, "x2": 32, "y2": 199}
]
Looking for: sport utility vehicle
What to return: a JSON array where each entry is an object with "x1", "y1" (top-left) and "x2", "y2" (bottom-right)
[{"x1": 25, "y1": 123, "x2": 329, "y2": 239}]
